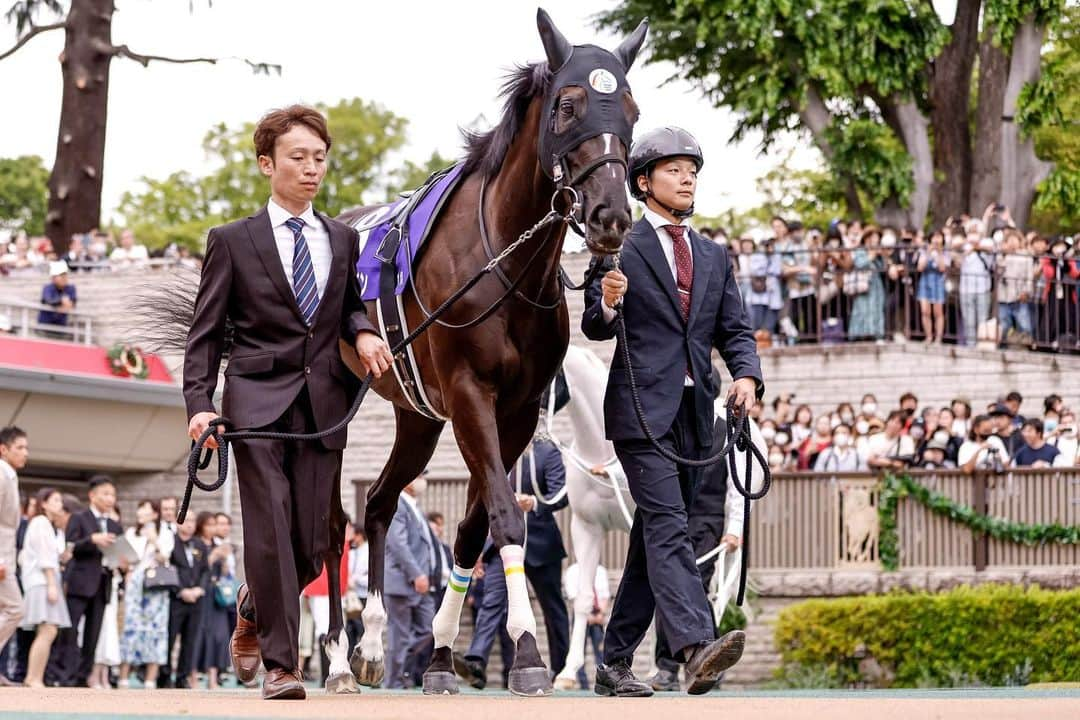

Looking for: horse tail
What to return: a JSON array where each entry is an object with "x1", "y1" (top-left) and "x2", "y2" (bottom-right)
[{"x1": 130, "y1": 266, "x2": 234, "y2": 357}]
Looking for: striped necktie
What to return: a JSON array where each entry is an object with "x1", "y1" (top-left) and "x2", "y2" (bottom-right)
[{"x1": 284, "y1": 217, "x2": 320, "y2": 325}]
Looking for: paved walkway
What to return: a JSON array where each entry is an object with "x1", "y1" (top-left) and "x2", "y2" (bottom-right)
[{"x1": 2, "y1": 687, "x2": 1078, "y2": 720}]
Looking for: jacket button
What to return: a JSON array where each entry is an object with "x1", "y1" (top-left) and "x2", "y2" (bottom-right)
[
  {"x1": 304, "y1": 366, "x2": 311, "y2": 375},
  {"x1": 308, "y1": 332, "x2": 314, "y2": 339}
]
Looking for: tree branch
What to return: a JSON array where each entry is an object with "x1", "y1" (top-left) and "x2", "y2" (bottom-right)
[
  {"x1": 110, "y1": 44, "x2": 281, "y2": 75},
  {"x1": 0, "y1": 21, "x2": 66, "y2": 63}
]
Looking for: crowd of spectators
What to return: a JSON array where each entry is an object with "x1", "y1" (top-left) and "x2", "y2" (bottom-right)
[
  {"x1": 747, "y1": 390, "x2": 1080, "y2": 474},
  {"x1": 0, "y1": 229, "x2": 200, "y2": 278},
  {"x1": 706, "y1": 204, "x2": 1079, "y2": 352}
]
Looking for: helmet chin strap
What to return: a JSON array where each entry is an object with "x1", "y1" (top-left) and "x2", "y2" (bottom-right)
[{"x1": 644, "y1": 183, "x2": 694, "y2": 220}]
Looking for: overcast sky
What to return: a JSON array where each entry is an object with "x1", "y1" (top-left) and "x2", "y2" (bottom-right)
[{"x1": 0, "y1": 1, "x2": 953, "y2": 223}]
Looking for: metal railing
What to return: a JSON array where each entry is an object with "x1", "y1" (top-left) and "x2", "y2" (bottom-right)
[
  {"x1": 0, "y1": 297, "x2": 95, "y2": 345},
  {"x1": 738, "y1": 248, "x2": 1080, "y2": 353},
  {"x1": 356, "y1": 467, "x2": 1080, "y2": 574}
]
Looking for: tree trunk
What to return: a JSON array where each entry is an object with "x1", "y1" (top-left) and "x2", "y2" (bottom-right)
[
  {"x1": 1001, "y1": 17, "x2": 1053, "y2": 228},
  {"x1": 45, "y1": 0, "x2": 115, "y2": 256},
  {"x1": 928, "y1": 0, "x2": 982, "y2": 227},
  {"x1": 970, "y1": 25, "x2": 1010, "y2": 215},
  {"x1": 799, "y1": 85, "x2": 864, "y2": 220},
  {"x1": 878, "y1": 98, "x2": 934, "y2": 230}
]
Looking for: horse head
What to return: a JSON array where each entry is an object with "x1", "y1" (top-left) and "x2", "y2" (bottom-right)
[{"x1": 536, "y1": 8, "x2": 646, "y2": 256}]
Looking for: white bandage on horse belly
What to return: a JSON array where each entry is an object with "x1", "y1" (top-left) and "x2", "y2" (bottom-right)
[
  {"x1": 432, "y1": 564, "x2": 473, "y2": 649},
  {"x1": 500, "y1": 545, "x2": 536, "y2": 642}
]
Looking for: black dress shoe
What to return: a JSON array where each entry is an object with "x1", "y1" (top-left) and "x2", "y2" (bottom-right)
[
  {"x1": 451, "y1": 652, "x2": 486, "y2": 690},
  {"x1": 684, "y1": 630, "x2": 745, "y2": 695},
  {"x1": 648, "y1": 667, "x2": 680, "y2": 692},
  {"x1": 594, "y1": 660, "x2": 653, "y2": 697}
]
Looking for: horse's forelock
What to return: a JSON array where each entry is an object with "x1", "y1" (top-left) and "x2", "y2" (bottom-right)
[{"x1": 461, "y1": 63, "x2": 551, "y2": 178}]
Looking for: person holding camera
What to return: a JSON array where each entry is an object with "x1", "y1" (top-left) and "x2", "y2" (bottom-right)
[{"x1": 958, "y1": 415, "x2": 1011, "y2": 473}]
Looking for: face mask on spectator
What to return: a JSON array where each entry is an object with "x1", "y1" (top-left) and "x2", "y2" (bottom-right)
[
  {"x1": 1044, "y1": 419, "x2": 1058, "y2": 433},
  {"x1": 856, "y1": 420, "x2": 870, "y2": 435},
  {"x1": 862, "y1": 402, "x2": 877, "y2": 415},
  {"x1": 761, "y1": 427, "x2": 776, "y2": 442},
  {"x1": 841, "y1": 412, "x2": 854, "y2": 424},
  {"x1": 769, "y1": 452, "x2": 785, "y2": 467},
  {"x1": 833, "y1": 433, "x2": 851, "y2": 448},
  {"x1": 933, "y1": 430, "x2": 951, "y2": 444},
  {"x1": 774, "y1": 432, "x2": 790, "y2": 446},
  {"x1": 882, "y1": 232, "x2": 897, "y2": 248}
]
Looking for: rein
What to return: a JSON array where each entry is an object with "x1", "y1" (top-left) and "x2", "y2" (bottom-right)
[{"x1": 179, "y1": 189, "x2": 581, "y2": 524}]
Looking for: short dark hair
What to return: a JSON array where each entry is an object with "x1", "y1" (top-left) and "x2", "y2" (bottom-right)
[
  {"x1": 886, "y1": 410, "x2": 906, "y2": 425},
  {"x1": 1006, "y1": 391, "x2": 1023, "y2": 403},
  {"x1": 253, "y1": 104, "x2": 332, "y2": 160},
  {"x1": 1022, "y1": 418, "x2": 1044, "y2": 435},
  {"x1": 968, "y1": 414, "x2": 992, "y2": 440},
  {"x1": 214, "y1": 512, "x2": 231, "y2": 523},
  {"x1": 194, "y1": 511, "x2": 216, "y2": 537},
  {"x1": 88, "y1": 474, "x2": 114, "y2": 491},
  {"x1": 1044, "y1": 394, "x2": 1062, "y2": 413},
  {"x1": 899, "y1": 392, "x2": 917, "y2": 405},
  {"x1": 0, "y1": 426, "x2": 26, "y2": 447},
  {"x1": 426, "y1": 511, "x2": 444, "y2": 524}
]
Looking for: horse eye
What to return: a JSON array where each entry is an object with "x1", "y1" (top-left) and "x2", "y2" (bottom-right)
[{"x1": 559, "y1": 99, "x2": 574, "y2": 116}]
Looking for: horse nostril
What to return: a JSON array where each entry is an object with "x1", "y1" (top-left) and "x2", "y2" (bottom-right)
[{"x1": 592, "y1": 204, "x2": 630, "y2": 236}]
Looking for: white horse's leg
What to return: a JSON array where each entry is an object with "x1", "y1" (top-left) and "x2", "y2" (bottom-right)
[
  {"x1": 351, "y1": 590, "x2": 387, "y2": 685},
  {"x1": 554, "y1": 513, "x2": 603, "y2": 689},
  {"x1": 325, "y1": 627, "x2": 357, "y2": 693},
  {"x1": 422, "y1": 564, "x2": 474, "y2": 694}
]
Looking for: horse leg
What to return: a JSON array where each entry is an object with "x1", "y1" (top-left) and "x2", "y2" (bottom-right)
[
  {"x1": 422, "y1": 496, "x2": 488, "y2": 695},
  {"x1": 323, "y1": 488, "x2": 358, "y2": 694},
  {"x1": 553, "y1": 512, "x2": 602, "y2": 690},
  {"x1": 351, "y1": 407, "x2": 445, "y2": 687},
  {"x1": 453, "y1": 399, "x2": 551, "y2": 697}
]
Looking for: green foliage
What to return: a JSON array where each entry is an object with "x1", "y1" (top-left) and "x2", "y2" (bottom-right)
[
  {"x1": 385, "y1": 150, "x2": 456, "y2": 201},
  {"x1": 595, "y1": 0, "x2": 945, "y2": 212},
  {"x1": 116, "y1": 98, "x2": 444, "y2": 250},
  {"x1": 878, "y1": 473, "x2": 1080, "y2": 572},
  {"x1": 0, "y1": 155, "x2": 49, "y2": 235},
  {"x1": 775, "y1": 585, "x2": 1080, "y2": 687},
  {"x1": 1023, "y1": 4, "x2": 1080, "y2": 231},
  {"x1": 985, "y1": 0, "x2": 1066, "y2": 47}
]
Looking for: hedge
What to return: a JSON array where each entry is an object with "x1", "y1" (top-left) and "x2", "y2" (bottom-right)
[{"x1": 774, "y1": 584, "x2": 1080, "y2": 687}]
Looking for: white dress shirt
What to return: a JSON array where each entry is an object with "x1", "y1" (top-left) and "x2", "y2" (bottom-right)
[
  {"x1": 603, "y1": 207, "x2": 695, "y2": 385},
  {"x1": 400, "y1": 492, "x2": 436, "y2": 573},
  {"x1": 267, "y1": 198, "x2": 332, "y2": 299}
]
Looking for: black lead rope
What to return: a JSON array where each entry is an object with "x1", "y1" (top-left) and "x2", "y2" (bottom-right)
[
  {"x1": 611, "y1": 305, "x2": 772, "y2": 606},
  {"x1": 179, "y1": 198, "x2": 580, "y2": 525}
]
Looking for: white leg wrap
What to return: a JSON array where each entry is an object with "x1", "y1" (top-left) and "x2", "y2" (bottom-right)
[
  {"x1": 358, "y1": 590, "x2": 386, "y2": 662},
  {"x1": 326, "y1": 628, "x2": 351, "y2": 676},
  {"x1": 432, "y1": 565, "x2": 473, "y2": 649},
  {"x1": 500, "y1": 545, "x2": 536, "y2": 642}
]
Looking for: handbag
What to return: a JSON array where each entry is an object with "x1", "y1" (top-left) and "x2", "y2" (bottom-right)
[
  {"x1": 143, "y1": 564, "x2": 180, "y2": 593},
  {"x1": 343, "y1": 590, "x2": 365, "y2": 619},
  {"x1": 214, "y1": 575, "x2": 238, "y2": 608}
]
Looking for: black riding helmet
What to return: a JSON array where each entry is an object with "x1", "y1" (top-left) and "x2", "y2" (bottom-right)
[{"x1": 627, "y1": 126, "x2": 704, "y2": 218}]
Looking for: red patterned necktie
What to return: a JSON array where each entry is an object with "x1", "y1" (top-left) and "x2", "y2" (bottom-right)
[{"x1": 665, "y1": 224, "x2": 693, "y2": 321}]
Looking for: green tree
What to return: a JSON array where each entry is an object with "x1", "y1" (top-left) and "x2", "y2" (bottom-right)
[
  {"x1": 0, "y1": 155, "x2": 49, "y2": 235},
  {"x1": 386, "y1": 150, "x2": 456, "y2": 200},
  {"x1": 116, "y1": 170, "x2": 220, "y2": 251},
  {"x1": 598, "y1": 0, "x2": 1066, "y2": 229}
]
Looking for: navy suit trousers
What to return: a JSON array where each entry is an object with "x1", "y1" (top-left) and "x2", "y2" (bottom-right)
[{"x1": 603, "y1": 389, "x2": 716, "y2": 664}]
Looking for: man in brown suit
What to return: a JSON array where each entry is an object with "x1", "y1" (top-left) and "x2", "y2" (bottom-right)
[
  {"x1": 0, "y1": 427, "x2": 27, "y2": 686},
  {"x1": 184, "y1": 105, "x2": 392, "y2": 700}
]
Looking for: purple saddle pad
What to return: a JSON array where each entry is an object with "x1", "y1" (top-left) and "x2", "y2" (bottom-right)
[{"x1": 354, "y1": 164, "x2": 465, "y2": 301}]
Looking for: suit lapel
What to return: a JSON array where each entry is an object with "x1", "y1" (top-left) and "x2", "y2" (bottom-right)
[
  {"x1": 629, "y1": 220, "x2": 682, "y2": 320},
  {"x1": 313, "y1": 210, "x2": 345, "y2": 327},
  {"x1": 246, "y1": 207, "x2": 306, "y2": 325},
  {"x1": 688, "y1": 229, "x2": 715, "y2": 325}
]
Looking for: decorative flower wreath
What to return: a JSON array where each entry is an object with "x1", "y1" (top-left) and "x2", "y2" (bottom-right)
[{"x1": 107, "y1": 343, "x2": 149, "y2": 380}]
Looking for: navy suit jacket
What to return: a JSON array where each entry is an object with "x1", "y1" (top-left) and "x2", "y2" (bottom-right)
[
  {"x1": 483, "y1": 439, "x2": 568, "y2": 567},
  {"x1": 582, "y1": 218, "x2": 764, "y2": 446},
  {"x1": 64, "y1": 509, "x2": 122, "y2": 600}
]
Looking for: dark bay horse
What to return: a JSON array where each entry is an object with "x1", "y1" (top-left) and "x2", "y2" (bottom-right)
[{"x1": 318, "y1": 10, "x2": 646, "y2": 696}]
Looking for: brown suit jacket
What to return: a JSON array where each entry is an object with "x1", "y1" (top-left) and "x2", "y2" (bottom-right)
[{"x1": 183, "y1": 206, "x2": 375, "y2": 450}]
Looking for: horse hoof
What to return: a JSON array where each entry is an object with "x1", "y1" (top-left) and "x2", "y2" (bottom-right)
[
  {"x1": 325, "y1": 672, "x2": 360, "y2": 694},
  {"x1": 350, "y1": 648, "x2": 384, "y2": 688},
  {"x1": 422, "y1": 671, "x2": 460, "y2": 695},
  {"x1": 552, "y1": 675, "x2": 577, "y2": 691},
  {"x1": 508, "y1": 667, "x2": 553, "y2": 697}
]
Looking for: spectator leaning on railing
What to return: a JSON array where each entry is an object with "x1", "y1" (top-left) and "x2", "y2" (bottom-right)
[{"x1": 37, "y1": 262, "x2": 76, "y2": 335}]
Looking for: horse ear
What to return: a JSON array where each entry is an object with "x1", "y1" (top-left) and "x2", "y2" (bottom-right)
[
  {"x1": 537, "y1": 7, "x2": 572, "y2": 72},
  {"x1": 614, "y1": 18, "x2": 649, "y2": 71}
]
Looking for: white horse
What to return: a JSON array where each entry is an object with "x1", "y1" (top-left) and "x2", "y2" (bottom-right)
[{"x1": 549, "y1": 345, "x2": 768, "y2": 690}]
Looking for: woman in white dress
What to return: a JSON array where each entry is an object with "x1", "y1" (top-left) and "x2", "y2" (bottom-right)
[
  {"x1": 18, "y1": 488, "x2": 72, "y2": 687},
  {"x1": 117, "y1": 500, "x2": 174, "y2": 689},
  {"x1": 89, "y1": 509, "x2": 122, "y2": 690}
]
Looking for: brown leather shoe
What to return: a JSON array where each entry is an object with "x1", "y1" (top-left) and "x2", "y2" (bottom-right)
[
  {"x1": 262, "y1": 668, "x2": 306, "y2": 700},
  {"x1": 230, "y1": 583, "x2": 261, "y2": 685}
]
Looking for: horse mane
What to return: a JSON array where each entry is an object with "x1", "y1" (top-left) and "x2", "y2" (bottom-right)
[{"x1": 461, "y1": 63, "x2": 551, "y2": 178}]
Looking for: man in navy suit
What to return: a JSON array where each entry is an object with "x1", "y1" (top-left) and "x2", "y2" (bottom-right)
[
  {"x1": 454, "y1": 438, "x2": 569, "y2": 689},
  {"x1": 582, "y1": 127, "x2": 763, "y2": 697}
]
